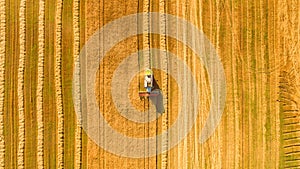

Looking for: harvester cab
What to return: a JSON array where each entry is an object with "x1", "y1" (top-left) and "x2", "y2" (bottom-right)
[{"x1": 138, "y1": 69, "x2": 160, "y2": 97}]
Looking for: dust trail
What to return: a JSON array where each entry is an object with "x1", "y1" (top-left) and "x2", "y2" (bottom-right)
[
  {"x1": 37, "y1": 0, "x2": 45, "y2": 167},
  {"x1": 55, "y1": 0, "x2": 64, "y2": 168},
  {"x1": 73, "y1": 0, "x2": 82, "y2": 168},
  {"x1": 17, "y1": 0, "x2": 26, "y2": 168},
  {"x1": 0, "y1": 0, "x2": 5, "y2": 168}
]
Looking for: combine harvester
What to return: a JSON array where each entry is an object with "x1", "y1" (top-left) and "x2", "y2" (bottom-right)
[{"x1": 139, "y1": 69, "x2": 160, "y2": 97}]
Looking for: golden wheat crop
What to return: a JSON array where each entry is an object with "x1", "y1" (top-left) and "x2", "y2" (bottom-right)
[{"x1": 1, "y1": 0, "x2": 300, "y2": 168}]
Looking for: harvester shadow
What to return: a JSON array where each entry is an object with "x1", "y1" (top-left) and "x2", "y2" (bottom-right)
[{"x1": 149, "y1": 75, "x2": 165, "y2": 114}]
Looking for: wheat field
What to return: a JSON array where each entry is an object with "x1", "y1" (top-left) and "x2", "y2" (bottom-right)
[{"x1": 1, "y1": 0, "x2": 300, "y2": 168}]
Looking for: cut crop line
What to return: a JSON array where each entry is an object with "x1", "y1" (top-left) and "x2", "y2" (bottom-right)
[
  {"x1": 283, "y1": 121, "x2": 299, "y2": 125},
  {"x1": 284, "y1": 144, "x2": 300, "y2": 148},
  {"x1": 285, "y1": 158, "x2": 300, "y2": 162},
  {"x1": 283, "y1": 109, "x2": 299, "y2": 112},
  {"x1": 282, "y1": 130, "x2": 300, "y2": 135},
  {"x1": 159, "y1": 0, "x2": 168, "y2": 168},
  {"x1": 284, "y1": 150, "x2": 300, "y2": 155},
  {"x1": 283, "y1": 136, "x2": 300, "y2": 141},
  {"x1": 142, "y1": 0, "x2": 150, "y2": 69},
  {"x1": 285, "y1": 165, "x2": 300, "y2": 169},
  {"x1": 17, "y1": 0, "x2": 26, "y2": 168},
  {"x1": 282, "y1": 115, "x2": 300, "y2": 121},
  {"x1": 37, "y1": 0, "x2": 45, "y2": 167},
  {"x1": 283, "y1": 116, "x2": 300, "y2": 120},
  {"x1": 0, "y1": 0, "x2": 5, "y2": 168},
  {"x1": 55, "y1": 0, "x2": 64, "y2": 168},
  {"x1": 73, "y1": 0, "x2": 82, "y2": 168}
]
